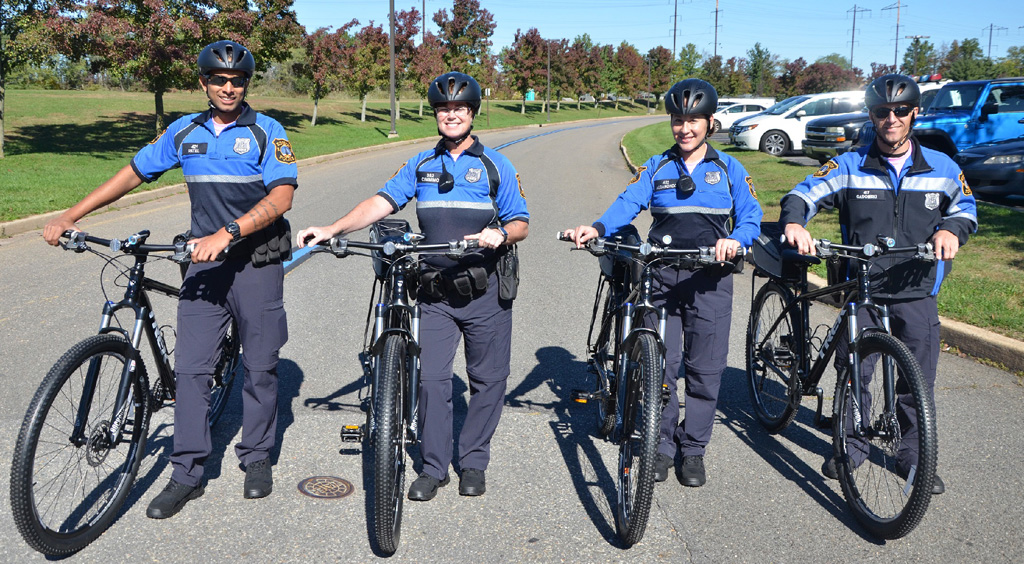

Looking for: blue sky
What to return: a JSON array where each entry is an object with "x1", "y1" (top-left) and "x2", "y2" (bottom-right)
[{"x1": 292, "y1": 0, "x2": 1023, "y2": 75}]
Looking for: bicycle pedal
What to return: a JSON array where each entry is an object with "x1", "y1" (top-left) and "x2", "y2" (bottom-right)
[
  {"x1": 571, "y1": 389, "x2": 596, "y2": 404},
  {"x1": 340, "y1": 424, "x2": 365, "y2": 443}
]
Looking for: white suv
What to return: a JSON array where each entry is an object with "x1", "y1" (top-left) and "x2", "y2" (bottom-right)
[
  {"x1": 729, "y1": 91, "x2": 865, "y2": 156},
  {"x1": 712, "y1": 103, "x2": 769, "y2": 134}
]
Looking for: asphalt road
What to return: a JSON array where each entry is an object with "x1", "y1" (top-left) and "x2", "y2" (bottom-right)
[{"x1": 1, "y1": 117, "x2": 1022, "y2": 563}]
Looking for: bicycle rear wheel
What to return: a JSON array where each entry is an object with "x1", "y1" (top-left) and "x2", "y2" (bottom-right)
[
  {"x1": 10, "y1": 335, "x2": 150, "y2": 555},
  {"x1": 615, "y1": 332, "x2": 661, "y2": 547},
  {"x1": 373, "y1": 334, "x2": 409, "y2": 555},
  {"x1": 746, "y1": 280, "x2": 801, "y2": 433},
  {"x1": 209, "y1": 320, "x2": 241, "y2": 425},
  {"x1": 834, "y1": 332, "x2": 936, "y2": 539}
]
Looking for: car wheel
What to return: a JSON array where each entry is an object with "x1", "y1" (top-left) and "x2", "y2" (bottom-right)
[
  {"x1": 760, "y1": 130, "x2": 790, "y2": 157},
  {"x1": 712, "y1": 119, "x2": 721, "y2": 134}
]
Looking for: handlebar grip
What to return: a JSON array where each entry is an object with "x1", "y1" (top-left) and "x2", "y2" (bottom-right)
[{"x1": 556, "y1": 231, "x2": 575, "y2": 242}]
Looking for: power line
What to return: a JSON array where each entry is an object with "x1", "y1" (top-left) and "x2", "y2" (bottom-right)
[
  {"x1": 983, "y1": 24, "x2": 1007, "y2": 58},
  {"x1": 848, "y1": 5, "x2": 871, "y2": 70},
  {"x1": 882, "y1": 1, "x2": 905, "y2": 68}
]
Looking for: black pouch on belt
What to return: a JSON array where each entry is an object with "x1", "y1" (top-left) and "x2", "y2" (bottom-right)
[
  {"x1": 419, "y1": 269, "x2": 445, "y2": 300},
  {"x1": 496, "y1": 245, "x2": 519, "y2": 300}
]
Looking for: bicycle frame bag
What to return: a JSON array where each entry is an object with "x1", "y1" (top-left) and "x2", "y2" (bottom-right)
[
  {"x1": 368, "y1": 219, "x2": 413, "y2": 280},
  {"x1": 751, "y1": 221, "x2": 813, "y2": 282},
  {"x1": 600, "y1": 224, "x2": 642, "y2": 288}
]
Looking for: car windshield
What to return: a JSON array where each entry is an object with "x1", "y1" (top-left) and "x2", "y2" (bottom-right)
[
  {"x1": 929, "y1": 84, "x2": 986, "y2": 111},
  {"x1": 765, "y1": 96, "x2": 809, "y2": 115}
]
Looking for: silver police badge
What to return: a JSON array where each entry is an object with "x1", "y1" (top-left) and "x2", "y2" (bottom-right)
[
  {"x1": 924, "y1": 192, "x2": 940, "y2": 210},
  {"x1": 234, "y1": 137, "x2": 251, "y2": 155},
  {"x1": 705, "y1": 170, "x2": 721, "y2": 184},
  {"x1": 465, "y1": 168, "x2": 482, "y2": 183}
]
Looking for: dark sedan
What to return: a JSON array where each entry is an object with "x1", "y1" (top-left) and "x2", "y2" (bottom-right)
[{"x1": 953, "y1": 136, "x2": 1024, "y2": 200}]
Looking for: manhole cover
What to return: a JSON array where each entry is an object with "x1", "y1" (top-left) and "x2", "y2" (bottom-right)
[{"x1": 297, "y1": 476, "x2": 354, "y2": 499}]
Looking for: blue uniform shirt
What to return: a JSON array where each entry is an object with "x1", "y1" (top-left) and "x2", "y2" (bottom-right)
[
  {"x1": 378, "y1": 136, "x2": 529, "y2": 268},
  {"x1": 131, "y1": 104, "x2": 298, "y2": 237},
  {"x1": 595, "y1": 144, "x2": 762, "y2": 249}
]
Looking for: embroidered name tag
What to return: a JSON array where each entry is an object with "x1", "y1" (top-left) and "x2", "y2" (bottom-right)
[
  {"x1": 417, "y1": 171, "x2": 442, "y2": 184},
  {"x1": 182, "y1": 143, "x2": 208, "y2": 155},
  {"x1": 654, "y1": 179, "x2": 676, "y2": 191}
]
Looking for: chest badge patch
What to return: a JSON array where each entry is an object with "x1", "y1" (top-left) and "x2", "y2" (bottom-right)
[
  {"x1": 234, "y1": 137, "x2": 251, "y2": 155},
  {"x1": 705, "y1": 170, "x2": 721, "y2": 185},
  {"x1": 465, "y1": 168, "x2": 482, "y2": 183},
  {"x1": 924, "y1": 192, "x2": 940, "y2": 210}
]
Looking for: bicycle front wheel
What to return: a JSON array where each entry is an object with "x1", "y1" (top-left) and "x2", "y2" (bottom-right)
[
  {"x1": 209, "y1": 320, "x2": 241, "y2": 426},
  {"x1": 615, "y1": 332, "x2": 662, "y2": 547},
  {"x1": 373, "y1": 334, "x2": 409, "y2": 555},
  {"x1": 594, "y1": 288, "x2": 618, "y2": 436},
  {"x1": 10, "y1": 335, "x2": 150, "y2": 555},
  {"x1": 746, "y1": 280, "x2": 801, "y2": 433},
  {"x1": 834, "y1": 332, "x2": 937, "y2": 539}
]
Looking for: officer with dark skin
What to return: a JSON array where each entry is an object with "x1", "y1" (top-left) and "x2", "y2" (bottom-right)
[
  {"x1": 298, "y1": 72, "x2": 529, "y2": 500},
  {"x1": 44, "y1": 40, "x2": 297, "y2": 518}
]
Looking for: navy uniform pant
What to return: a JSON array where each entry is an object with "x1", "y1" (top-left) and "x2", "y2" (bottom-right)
[
  {"x1": 645, "y1": 267, "x2": 734, "y2": 459},
  {"x1": 172, "y1": 259, "x2": 288, "y2": 487},
  {"x1": 417, "y1": 272, "x2": 513, "y2": 480},
  {"x1": 836, "y1": 297, "x2": 940, "y2": 471}
]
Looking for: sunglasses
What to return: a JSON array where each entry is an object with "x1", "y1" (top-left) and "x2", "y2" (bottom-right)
[
  {"x1": 206, "y1": 75, "x2": 249, "y2": 88},
  {"x1": 436, "y1": 105, "x2": 471, "y2": 116},
  {"x1": 871, "y1": 106, "x2": 914, "y2": 119}
]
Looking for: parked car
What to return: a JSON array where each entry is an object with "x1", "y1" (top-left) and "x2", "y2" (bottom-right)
[
  {"x1": 579, "y1": 94, "x2": 595, "y2": 103},
  {"x1": 728, "y1": 91, "x2": 864, "y2": 156},
  {"x1": 953, "y1": 136, "x2": 1024, "y2": 200},
  {"x1": 717, "y1": 96, "x2": 776, "y2": 109},
  {"x1": 712, "y1": 103, "x2": 768, "y2": 134}
]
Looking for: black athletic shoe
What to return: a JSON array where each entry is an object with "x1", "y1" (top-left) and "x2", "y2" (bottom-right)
[
  {"x1": 654, "y1": 453, "x2": 673, "y2": 483},
  {"x1": 680, "y1": 455, "x2": 706, "y2": 487},
  {"x1": 459, "y1": 468, "x2": 486, "y2": 496},
  {"x1": 408, "y1": 473, "x2": 449, "y2": 501},
  {"x1": 244, "y1": 458, "x2": 273, "y2": 499},
  {"x1": 146, "y1": 479, "x2": 204, "y2": 519}
]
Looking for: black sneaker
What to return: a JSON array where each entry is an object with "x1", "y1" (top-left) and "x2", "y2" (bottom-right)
[
  {"x1": 459, "y1": 468, "x2": 486, "y2": 496},
  {"x1": 146, "y1": 479, "x2": 204, "y2": 519},
  {"x1": 654, "y1": 453, "x2": 673, "y2": 483},
  {"x1": 680, "y1": 455, "x2": 706, "y2": 487},
  {"x1": 244, "y1": 458, "x2": 273, "y2": 499},
  {"x1": 408, "y1": 472, "x2": 449, "y2": 501}
]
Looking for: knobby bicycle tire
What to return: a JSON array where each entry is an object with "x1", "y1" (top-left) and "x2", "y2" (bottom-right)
[
  {"x1": 10, "y1": 334, "x2": 151, "y2": 555},
  {"x1": 615, "y1": 332, "x2": 661, "y2": 546},
  {"x1": 595, "y1": 288, "x2": 618, "y2": 436},
  {"x1": 373, "y1": 334, "x2": 409, "y2": 555},
  {"x1": 746, "y1": 281, "x2": 801, "y2": 433},
  {"x1": 208, "y1": 320, "x2": 241, "y2": 426},
  {"x1": 834, "y1": 332, "x2": 937, "y2": 539}
]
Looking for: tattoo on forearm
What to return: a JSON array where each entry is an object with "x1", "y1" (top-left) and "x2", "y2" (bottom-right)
[{"x1": 247, "y1": 199, "x2": 281, "y2": 231}]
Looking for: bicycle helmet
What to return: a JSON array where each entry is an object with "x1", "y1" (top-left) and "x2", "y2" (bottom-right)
[
  {"x1": 198, "y1": 40, "x2": 255, "y2": 78},
  {"x1": 664, "y1": 79, "x2": 718, "y2": 116},
  {"x1": 427, "y1": 72, "x2": 482, "y2": 114},
  {"x1": 865, "y1": 74, "x2": 920, "y2": 110}
]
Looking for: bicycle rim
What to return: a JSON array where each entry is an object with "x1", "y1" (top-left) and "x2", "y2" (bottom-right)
[
  {"x1": 209, "y1": 320, "x2": 241, "y2": 426},
  {"x1": 595, "y1": 290, "x2": 618, "y2": 436},
  {"x1": 373, "y1": 334, "x2": 408, "y2": 554},
  {"x1": 10, "y1": 335, "x2": 150, "y2": 555},
  {"x1": 615, "y1": 332, "x2": 661, "y2": 546},
  {"x1": 835, "y1": 332, "x2": 936, "y2": 539},
  {"x1": 746, "y1": 281, "x2": 800, "y2": 433}
]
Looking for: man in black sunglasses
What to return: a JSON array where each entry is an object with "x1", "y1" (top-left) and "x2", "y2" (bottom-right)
[
  {"x1": 780, "y1": 73, "x2": 977, "y2": 495},
  {"x1": 44, "y1": 39, "x2": 298, "y2": 518}
]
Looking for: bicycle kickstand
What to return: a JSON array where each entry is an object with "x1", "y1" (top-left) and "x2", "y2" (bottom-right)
[{"x1": 812, "y1": 386, "x2": 832, "y2": 428}]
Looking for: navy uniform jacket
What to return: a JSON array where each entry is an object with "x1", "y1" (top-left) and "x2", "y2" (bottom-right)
[
  {"x1": 132, "y1": 104, "x2": 298, "y2": 238},
  {"x1": 378, "y1": 136, "x2": 529, "y2": 269},
  {"x1": 594, "y1": 144, "x2": 762, "y2": 249},
  {"x1": 779, "y1": 140, "x2": 977, "y2": 300}
]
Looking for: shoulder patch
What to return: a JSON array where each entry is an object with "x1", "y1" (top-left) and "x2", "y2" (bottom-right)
[
  {"x1": 273, "y1": 138, "x2": 296, "y2": 164},
  {"x1": 959, "y1": 171, "x2": 972, "y2": 196},
  {"x1": 516, "y1": 173, "x2": 525, "y2": 199},
  {"x1": 745, "y1": 176, "x2": 758, "y2": 200},
  {"x1": 388, "y1": 162, "x2": 406, "y2": 181},
  {"x1": 149, "y1": 129, "x2": 166, "y2": 144},
  {"x1": 813, "y1": 160, "x2": 839, "y2": 178},
  {"x1": 627, "y1": 165, "x2": 648, "y2": 186}
]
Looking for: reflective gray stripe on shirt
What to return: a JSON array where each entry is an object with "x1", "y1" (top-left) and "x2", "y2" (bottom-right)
[
  {"x1": 185, "y1": 174, "x2": 264, "y2": 184},
  {"x1": 417, "y1": 201, "x2": 495, "y2": 210},
  {"x1": 651, "y1": 205, "x2": 731, "y2": 215}
]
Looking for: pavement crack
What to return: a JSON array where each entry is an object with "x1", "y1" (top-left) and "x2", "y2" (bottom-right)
[{"x1": 653, "y1": 496, "x2": 696, "y2": 562}]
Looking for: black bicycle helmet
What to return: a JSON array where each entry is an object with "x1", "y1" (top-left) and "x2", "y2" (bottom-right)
[
  {"x1": 865, "y1": 74, "x2": 920, "y2": 110},
  {"x1": 664, "y1": 79, "x2": 718, "y2": 116},
  {"x1": 198, "y1": 40, "x2": 255, "y2": 78},
  {"x1": 427, "y1": 72, "x2": 482, "y2": 114}
]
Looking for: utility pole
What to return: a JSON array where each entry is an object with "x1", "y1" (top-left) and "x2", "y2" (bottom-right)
[
  {"x1": 672, "y1": 0, "x2": 678, "y2": 58},
  {"x1": 422, "y1": 0, "x2": 425, "y2": 44},
  {"x1": 848, "y1": 5, "x2": 870, "y2": 71},
  {"x1": 388, "y1": 0, "x2": 398, "y2": 138},
  {"x1": 882, "y1": 1, "x2": 904, "y2": 68},
  {"x1": 905, "y1": 35, "x2": 929, "y2": 75},
  {"x1": 546, "y1": 41, "x2": 551, "y2": 123},
  {"x1": 983, "y1": 24, "x2": 1007, "y2": 59},
  {"x1": 712, "y1": 0, "x2": 721, "y2": 59}
]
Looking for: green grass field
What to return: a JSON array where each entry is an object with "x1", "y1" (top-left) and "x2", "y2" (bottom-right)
[{"x1": 622, "y1": 121, "x2": 1024, "y2": 342}]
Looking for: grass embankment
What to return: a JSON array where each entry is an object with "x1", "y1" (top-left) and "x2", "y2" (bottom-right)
[
  {"x1": 1, "y1": 89, "x2": 651, "y2": 221},
  {"x1": 622, "y1": 121, "x2": 1024, "y2": 342}
]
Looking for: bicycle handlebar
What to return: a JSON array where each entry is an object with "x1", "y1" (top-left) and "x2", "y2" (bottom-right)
[
  {"x1": 60, "y1": 229, "x2": 242, "y2": 263},
  {"x1": 319, "y1": 235, "x2": 481, "y2": 259},
  {"x1": 780, "y1": 234, "x2": 936, "y2": 263},
  {"x1": 557, "y1": 231, "x2": 745, "y2": 270}
]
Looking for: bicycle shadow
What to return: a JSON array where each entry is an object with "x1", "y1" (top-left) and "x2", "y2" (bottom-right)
[
  {"x1": 506, "y1": 346, "x2": 624, "y2": 547},
  {"x1": 715, "y1": 366, "x2": 882, "y2": 544}
]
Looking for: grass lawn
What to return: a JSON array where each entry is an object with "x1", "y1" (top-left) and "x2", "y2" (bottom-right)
[
  {"x1": 0, "y1": 89, "x2": 651, "y2": 221},
  {"x1": 622, "y1": 121, "x2": 1024, "y2": 342}
]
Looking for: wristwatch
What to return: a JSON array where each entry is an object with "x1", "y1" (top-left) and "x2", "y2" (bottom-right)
[
  {"x1": 225, "y1": 221, "x2": 242, "y2": 242},
  {"x1": 496, "y1": 225, "x2": 509, "y2": 243}
]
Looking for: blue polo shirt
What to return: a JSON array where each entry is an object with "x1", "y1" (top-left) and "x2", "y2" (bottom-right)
[{"x1": 131, "y1": 104, "x2": 298, "y2": 237}]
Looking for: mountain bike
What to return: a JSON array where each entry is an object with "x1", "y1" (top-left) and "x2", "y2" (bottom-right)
[
  {"x1": 311, "y1": 220, "x2": 478, "y2": 555},
  {"x1": 10, "y1": 230, "x2": 241, "y2": 556},
  {"x1": 746, "y1": 228, "x2": 938, "y2": 539},
  {"x1": 562, "y1": 230, "x2": 743, "y2": 546}
]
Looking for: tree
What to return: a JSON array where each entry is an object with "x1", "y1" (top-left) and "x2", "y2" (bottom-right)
[
  {"x1": 996, "y1": 45, "x2": 1024, "y2": 77},
  {"x1": 944, "y1": 38, "x2": 993, "y2": 80},
  {"x1": 722, "y1": 56, "x2": 751, "y2": 96},
  {"x1": 392, "y1": 7, "x2": 420, "y2": 120},
  {"x1": 547, "y1": 38, "x2": 569, "y2": 110},
  {"x1": 776, "y1": 57, "x2": 807, "y2": 98},
  {"x1": 815, "y1": 52, "x2": 853, "y2": 70},
  {"x1": 502, "y1": 27, "x2": 546, "y2": 114},
  {"x1": 646, "y1": 46, "x2": 677, "y2": 102},
  {"x1": 746, "y1": 43, "x2": 776, "y2": 97},
  {"x1": 701, "y1": 55, "x2": 727, "y2": 96},
  {"x1": 567, "y1": 34, "x2": 599, "y2": 108},
  {"x1": 594, "y1": 44, "x2": 618, "y2": 101},
  {"x1": 869, "y1": 61, "x2": 896, "y2": 80},
  {"x1": 901, "y1": 38, "x2": 936, "y2": 76},
  {"x1": 614, "y1": 41, "x2": 644, "y2": 108},
  {"x1": 795, "y1": 62, "x2": 861, "y2": 94},
  {"x1": 432, "y1": 0, "x2": 495, "y2": 77},
  {"x1": 677, "y1": 43, "x2": 703, "y2": 80},
  {"x1": 408, "y1": 31, "x2": 446, "y2": 116},
  {"x1": 297, "y1": 24, "x2": 353, "y2": 126},
  {"x1": 340, "y1": 20, "x2": 389, "y2": 122}
]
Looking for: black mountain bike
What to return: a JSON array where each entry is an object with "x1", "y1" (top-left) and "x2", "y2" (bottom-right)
[
  {"x1": 746, "y1": 230, "x2": 938, "y2": 539},
  {"x1": 562, "y1": 231, "x2": 743, "y2": 546},
  {"x1": 10, "y1": 230, "x2": 241, "y2": 556},
  {"x1": 312, "y1": 220, "x2": 478, "y2": 555}
]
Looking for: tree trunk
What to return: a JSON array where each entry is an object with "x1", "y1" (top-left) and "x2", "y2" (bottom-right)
[
  {"x1": 361, "y1": 95, "x2": 367, "y2": 122},
  {"x1": 521, "y1": 96, "x2": 525, "y2": 115},
  {"x1": 396, "y1": 98, "x2": 400, "y2": 122},
  {"x1": 419, "y1": 98, "x2": 423, "y2": 117},
  {"x1": 577, "y1": 99, "x2": 581, "y2": 111},
  {"x1": 311, "y1": 95, "x2": 319, "y2": 127},
  {"x1": 154, "y1": 90, "x2": 166, "y2": 132},
  {"x1": 0, "y1": 80, "x2": 6, "y2": 159},
  {"x1": 556, "y1": 100, "x2": 561, "y2": 111}
]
